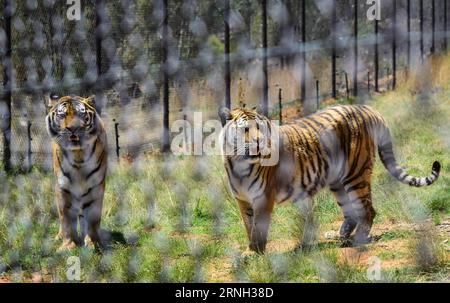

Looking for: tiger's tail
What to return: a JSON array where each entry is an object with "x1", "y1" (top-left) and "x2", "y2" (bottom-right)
[{"x1": 376, "y1": 125, "x2": 441, "y2": 187}]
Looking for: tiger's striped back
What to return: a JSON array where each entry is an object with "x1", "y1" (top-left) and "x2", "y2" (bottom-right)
[{"x1": 277, "y1": 104, "x2": 440, "y2": 199}]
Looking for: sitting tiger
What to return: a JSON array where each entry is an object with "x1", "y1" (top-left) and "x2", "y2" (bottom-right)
[
  {"x1": 46, "y1": 95, "x2": 107, "y2": 250},
  {"x1": 219, "y1": 105, "x2": 441, "y2": 253}
]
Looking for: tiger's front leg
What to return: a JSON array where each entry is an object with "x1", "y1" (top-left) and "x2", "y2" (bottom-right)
[
  {"x1": 295, "y1": 197, "x2": 318, "y2": 251},
  {"x1": 237, "y1": 199, "x2": 253, "y2": 242},
  {"x1": 56, "y1": 189, "x2": 79, "y2": 250},
  {"x1": 238, "y1": 195, "x2": 274, "y2": 254},
  {"x1": 82, "y1": 197, "x2": 104, "y2": 249}
]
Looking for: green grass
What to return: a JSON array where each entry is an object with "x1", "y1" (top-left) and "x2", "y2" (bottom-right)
[{"x1": 1, "y1": 65, "x2": 449, "y2": 283}]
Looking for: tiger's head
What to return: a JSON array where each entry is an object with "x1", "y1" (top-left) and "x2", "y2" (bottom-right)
[
  {"x1": 218, "y1": 106, "x2": 279, "y2": 165},
  {"x1": 46, "y1": 95, "x2": 99, "y2": 150}
]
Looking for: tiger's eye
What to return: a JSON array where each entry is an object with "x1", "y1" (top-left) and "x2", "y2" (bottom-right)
[
  {"x1": 57, "y1": 104, "x2": 67, "y2": 116},
  {"x1": 75, "y1": 103, "x2": 86, "y2": 114}
]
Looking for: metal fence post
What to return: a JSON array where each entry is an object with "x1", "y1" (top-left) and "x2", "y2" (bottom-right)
[
  {"x1": 162, "y1": 0, "x2": 170, "y2": 152},
  {"x1": 331, "y1": 1, "x2": 337, "y2": 99},
  {"x1": 1, "y1": 0, "x2": 12, "y2": 172},
  {"x1": 224, "y1": 0, "x2": 231, "y2": 109},
  {"x1": 392, "y1": 0, "x2": 397, "y2": 90},
  {"x1": 420, "y1": 0, "x2": 424, "y2": 62},
  {"x1": 375, "y1": 19, "x2": 379, "y2": 92},
  {"x1": 300, "y1": 0, "x2": 306, "y2": 106},
  {"x1": 278, "y1": 88, "x2": 282, "y2": 125},
  {"x1": 261, "y1": 0, "x2": 269, "y2": 116},
  {"x1": 95, "y1": 0, "x2": 102, "y2": 77},
  {"x1": 407, "y1": 0, "x2": 411, "y2": 72},
  {"x1": 353, "y1": 0, "x2": 358, "y2": 98},
  {"x1": 344, "y1": 71, "x2": 349, "y2": 100},
  {"x1": 113, "y1": 119, "x2": 120, "y2": 161},
  {"x1": 445, "y1": 0, "x2": 448, "y2": 51},
  {"x1": 431, "y1": 0, "x2": 435, "y2": 54},
  {"x1": 386, "y1": 67, "x2": 391, "y2": 90},
  {"x1": 183, "y1": 113, "x2": 188, "y2": 152},
  {"x1": 316, "y1": 80, "x2": 320, "y2": 111},
  {"x1": 27, "y1": 120, "x2": 32, "y2": 171}
]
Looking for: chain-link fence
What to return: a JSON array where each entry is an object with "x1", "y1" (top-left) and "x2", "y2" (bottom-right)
[
  {"x1": 0, "y1": 0, "x2": 449, "y2": 283},
  {"x1": 0, "y1": 0, "x2": 447, "y2": 170}
]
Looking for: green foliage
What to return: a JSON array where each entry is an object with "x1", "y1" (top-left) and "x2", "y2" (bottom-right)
[{"x1": 207, "y1": 35, "x2": 224, "y2": 55}]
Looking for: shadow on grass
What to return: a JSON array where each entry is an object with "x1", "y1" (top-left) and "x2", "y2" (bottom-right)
[
  {"x1": 292, "y1": 233, "x2": 393, "y2": 255},
  {"x1": 294, "y1": 240, "x2": 342, "y2": 253},
  {"x1": 101, "y1": 229, "x2": 135, "y2": 251}
]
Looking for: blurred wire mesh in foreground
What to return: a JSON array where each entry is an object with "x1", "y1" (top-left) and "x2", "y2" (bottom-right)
[{"x1": 0, "y1": 0, "x2": 448, "y2": 282}]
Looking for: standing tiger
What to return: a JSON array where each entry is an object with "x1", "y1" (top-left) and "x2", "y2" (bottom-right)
[
  {"x1": 46, "y1": 95, "x2": 107, "y2": 250},
  {"x1": 219, "y1": 105, "x2": 441, "y2": 253}
]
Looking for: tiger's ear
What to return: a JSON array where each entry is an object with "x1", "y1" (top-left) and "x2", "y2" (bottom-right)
[
  {"x1": 46, "y1": 93, "x2": 59, "y2": 112},
  {"x1": 252, "y1": 105, "x2": 264, "y2": 115},
  {"x1": 85, "y1": 95, "x2": 96, "y2": 108},
  {"x1": 218, "y1": 106, "x2": 232, "y2": 126}
]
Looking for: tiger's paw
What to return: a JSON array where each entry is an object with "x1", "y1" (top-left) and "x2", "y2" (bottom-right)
[
  {"x1": 352, "y1": 235, "x2": 373, "y2": 247},
  {"x1": 248, "y1": 242, "x2": 266, "y2": 254},
  {"x1": 84, "y1": 236, "x2": 96, "y2": 249},
  {"x1": 57, "y1": 240, "x2": 78, "y2": 251},
  {"x1": 340, "y1": 235, "x2": 373, "y2": 248},
  {"x1": 340, "y1": 240, "x2": 352, "y2": 248},
  {"x1": 84, "y1": 236, "x2": 105, "y2": 251},
  {"x1": 55, "y1": 231, "x2": 63, "y2": 241},
  {"x1": 241, "y1": 248, "x2": 257, "y2": 258}
]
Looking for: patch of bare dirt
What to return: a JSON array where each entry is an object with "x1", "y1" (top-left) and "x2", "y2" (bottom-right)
[
  {"x1": 205, "y1": 257, "x2": 235, "y2": 282},
  {"x1": 322, "y1": 217, "x2": 450, "y2": 270},
  {"x1": 337, "y1": 239, "x2": 412, "y2": 269},
  {"x1": 266, "y1": 239, "x2": 299, "y2": 253},
  {"x1": 205, "y1": 217, "x2": 449, "y2": 281}
]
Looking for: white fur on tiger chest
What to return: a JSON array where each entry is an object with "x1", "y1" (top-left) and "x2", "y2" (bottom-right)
[{"x1": 225, "y1": 160, "x2": 265, "y2": 203}]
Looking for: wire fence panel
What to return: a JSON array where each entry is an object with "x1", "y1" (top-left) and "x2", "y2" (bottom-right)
[
  {"x1": 0, "y1": 0, "x2": 448, "y2": 170},
  {"x1": 0, "y1": 0, "x2": 448, "y2": 284}
]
